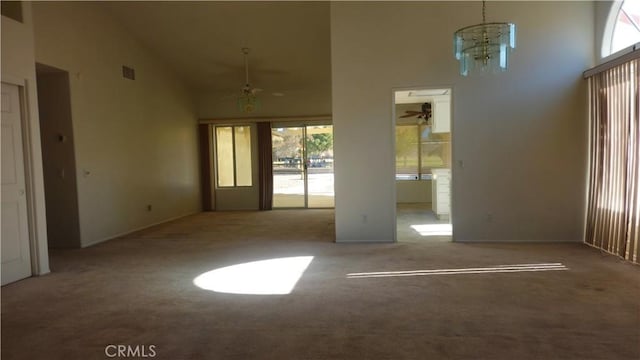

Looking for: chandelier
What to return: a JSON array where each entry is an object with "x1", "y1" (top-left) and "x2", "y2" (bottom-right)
[{"x1": 454, "y1": 0, "x2": 516, "y2": 76}]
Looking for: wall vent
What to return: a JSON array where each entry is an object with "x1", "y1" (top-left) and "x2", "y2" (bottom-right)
[{"x1": 122, "y1": 66, "x2": 135, "y2": 80}]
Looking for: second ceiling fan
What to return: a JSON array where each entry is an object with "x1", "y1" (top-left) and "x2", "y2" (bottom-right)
[{"x1": 400, "y1": 102, "x2": 432, "y2": 124}]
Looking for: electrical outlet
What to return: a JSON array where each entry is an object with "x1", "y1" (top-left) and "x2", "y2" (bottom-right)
[
  {"x1": 362, "y1": 214, "x2": 368, "y2": 224},
  {"x1": 486, "y1": 213, "x2": 493, "y2": 222}
]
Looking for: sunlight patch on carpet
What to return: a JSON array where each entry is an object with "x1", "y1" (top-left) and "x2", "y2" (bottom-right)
[
  {"x1": 347, "y1": 263, "x2": 568, "y2": 278},
  {"x1": 193, "y1": 256, "x2": 314, "y2": 295},
  {"x1": 410, "y1": 223, "x2": 452, "y2": 236}
]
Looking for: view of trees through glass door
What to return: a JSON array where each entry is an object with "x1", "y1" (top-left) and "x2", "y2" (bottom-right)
[{"x1": 272, "y1": 125, "x2": 334, "y2": 208}]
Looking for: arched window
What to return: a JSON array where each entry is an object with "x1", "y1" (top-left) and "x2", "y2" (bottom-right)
[{"x1": 602, "y1": 0, "x2": 640, "y2": 58}]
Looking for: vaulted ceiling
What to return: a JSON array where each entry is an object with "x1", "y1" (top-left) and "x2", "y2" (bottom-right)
[{"x1": 102, "y1": 1, "x2": 331, "y2": 100}]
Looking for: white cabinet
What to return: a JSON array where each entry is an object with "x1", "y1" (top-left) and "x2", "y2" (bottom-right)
[
  {"x1": 431, "y1": 168, "x2": 451, "y2": 219},
  {"x1": 432, "y1": 98, "x2": 450, "y2": 133}
]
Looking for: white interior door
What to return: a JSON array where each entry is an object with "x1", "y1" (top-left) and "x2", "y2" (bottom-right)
[{"x1": 1, "y1": 82, "x2": 32, "y2": 285}]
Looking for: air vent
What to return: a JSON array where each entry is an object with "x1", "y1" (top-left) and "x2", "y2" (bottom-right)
[{"x1": 122, "y1": 66, "x2": 135, "y2": 80}]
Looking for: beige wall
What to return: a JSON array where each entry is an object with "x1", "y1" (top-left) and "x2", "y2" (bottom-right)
[
  {"x1": 32, "y1": 2, "x2": 201, "y2": 247},
  {"x1": 331, "y1": 1, "x2": 593, "y2": 242},
  {"x1": 1, "y1": 3, "x2": 50, "y2": 274}
]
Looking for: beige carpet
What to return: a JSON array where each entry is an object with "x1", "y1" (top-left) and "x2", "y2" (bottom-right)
[
  {"x1": 2, "y1": 210, "x2": 639, "y2": 359},
  {"x1": 273, "y1": 194, "x2": 334, "y2": 208}
]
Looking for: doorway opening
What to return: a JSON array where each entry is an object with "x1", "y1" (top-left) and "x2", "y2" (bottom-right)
[
  {"x1": 272, "y1": 124, "x2": 334, "y2": 208},
  {"x1": 35, "y1": 63, "x2": 81, "y2": 248},
  {"x1": 394, "y1": 88, "x2": 452, "y2": 241}
]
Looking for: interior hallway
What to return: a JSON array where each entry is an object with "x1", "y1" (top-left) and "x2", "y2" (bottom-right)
[{"x1": 2, "y1": 210, "x2": 639, "y2": 360}]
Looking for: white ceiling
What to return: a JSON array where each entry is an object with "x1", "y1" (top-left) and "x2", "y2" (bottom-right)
[{"x1": 102, "y1": 1, "x2": 331, "y2": 97}]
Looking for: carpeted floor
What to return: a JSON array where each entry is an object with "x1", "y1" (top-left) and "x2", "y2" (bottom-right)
[{"x1": 1, "y1": 210, "x2": 639, "y2": 359}]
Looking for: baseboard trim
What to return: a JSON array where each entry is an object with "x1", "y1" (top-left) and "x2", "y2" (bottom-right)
[
  {"x1": 335, "y1": 239, "x2": 395, "y2": 244},
  {"x1": 452, "y1": 239, "x2": 582, "y2": 243},
  {"x1": 81, "y1": 211, "x2": 200, "y2": 248}
]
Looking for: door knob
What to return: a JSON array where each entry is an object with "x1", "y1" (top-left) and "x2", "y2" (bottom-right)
[{"x1": 18, "y1": 189, "x2": 25, "y2": 196}]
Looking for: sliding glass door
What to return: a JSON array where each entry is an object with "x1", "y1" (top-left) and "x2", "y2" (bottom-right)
[
  {"x1": 306, "y1": 125, "x2": 334, "y2": 208},
  {"x1": 272, "y1": 127, "x2": 306, "y2": 208},
  {"x1": 272, "y1": 125, "x2": 334, "y2": 208}
]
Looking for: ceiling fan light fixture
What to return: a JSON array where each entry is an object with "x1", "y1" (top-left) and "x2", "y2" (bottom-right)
[
  {"x1": 238, "y1": 91, "x2": 260, "y2": 113},
  {"x1": 453, "y1": 0, "x2": 516, "y2": 76}
]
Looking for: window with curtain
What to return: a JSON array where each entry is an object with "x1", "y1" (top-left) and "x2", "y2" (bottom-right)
[
  {"x1": 215, "y1": 125, "x2": 252, "y2": 187},
  {"x1": 585, "y1": 56, "x2": 639, "y2": 263}
]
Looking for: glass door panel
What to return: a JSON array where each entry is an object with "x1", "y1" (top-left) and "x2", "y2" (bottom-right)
[
  {"x1": 306, "y1": 125, "x2": 334, "y2": 208},
  {"x1": 272, "y1": 127, "x2": 305, "y2": 208}
]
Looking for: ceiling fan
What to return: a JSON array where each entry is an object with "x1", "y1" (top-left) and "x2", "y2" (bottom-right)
[
  {"x1": 400, "y1": 102, "x2": 432, "y2": 123},
  {"x1": 238, "y1": 47, "x2": 262, "y2": 113}
]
